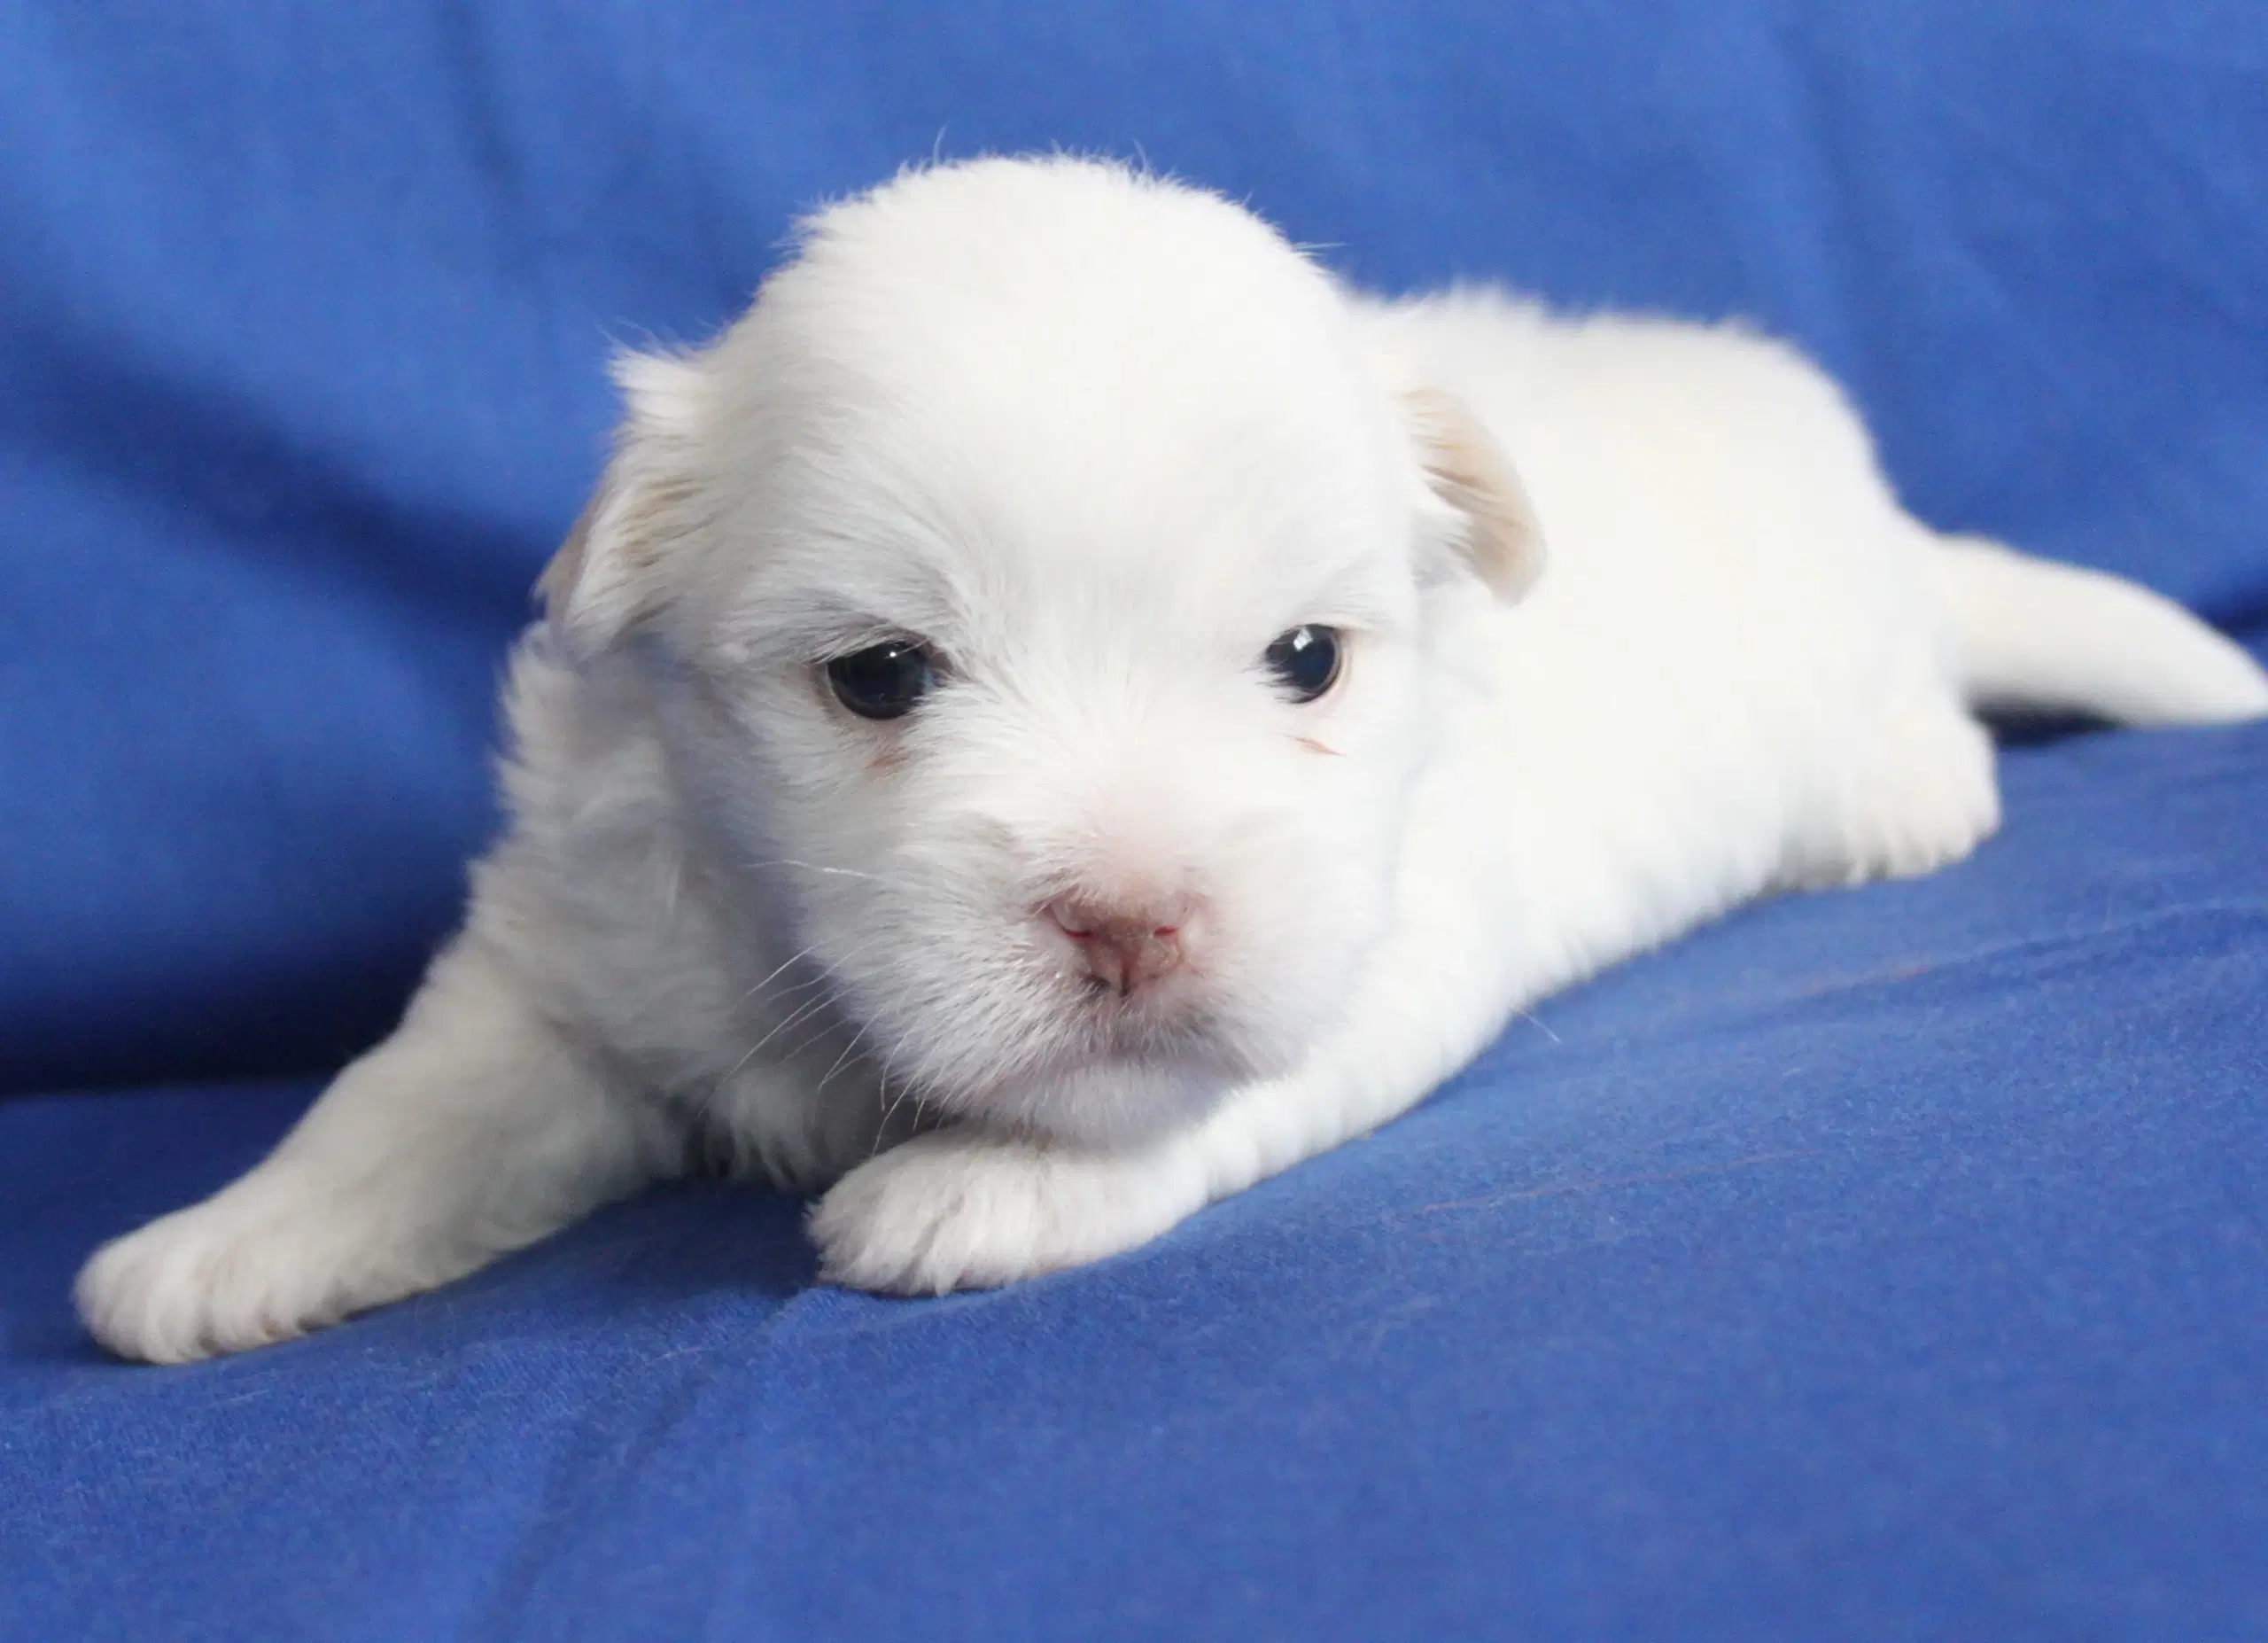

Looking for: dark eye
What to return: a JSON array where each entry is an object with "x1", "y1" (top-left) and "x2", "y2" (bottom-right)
[
  {"x1": 826, "y1": 640, "x2": 936, "y2": 720},
  {"x1": 1262, "y1": 625, "x2": 1343, "y2": 703}
]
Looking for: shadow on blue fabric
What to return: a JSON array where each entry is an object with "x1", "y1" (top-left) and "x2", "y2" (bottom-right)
[{"x1": 4, "y1": 4, "x2": 2264, "y2": 1639}]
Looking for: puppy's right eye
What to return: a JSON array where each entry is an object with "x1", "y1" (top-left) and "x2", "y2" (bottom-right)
[{"x1": 826, "y1": 640, "x2": 936, "y2": 720}]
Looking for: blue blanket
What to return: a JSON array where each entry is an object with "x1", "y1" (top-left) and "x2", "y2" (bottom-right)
[{"x1": 5, "y1": 4, "x2": 2264, "y2": 1637}]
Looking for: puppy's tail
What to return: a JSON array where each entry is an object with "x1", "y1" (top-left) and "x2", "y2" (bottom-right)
[{"x1": 1926, "y1": 534, "x2": 2268, "y2": 727}]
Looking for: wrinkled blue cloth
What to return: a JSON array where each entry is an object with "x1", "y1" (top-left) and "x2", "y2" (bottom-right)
[{"x1": 3, "y1": 4, "x2": 2264, "y2": 1639}]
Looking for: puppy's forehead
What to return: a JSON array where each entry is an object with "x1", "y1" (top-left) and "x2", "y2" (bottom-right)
[{"x1": 718, "y1": 162, "x2": 1410, "y2": 634}]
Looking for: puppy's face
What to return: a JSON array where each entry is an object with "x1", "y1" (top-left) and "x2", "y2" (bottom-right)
[{"x1": 545, "y1": 160, "x2": 1538, "y2": 1144}]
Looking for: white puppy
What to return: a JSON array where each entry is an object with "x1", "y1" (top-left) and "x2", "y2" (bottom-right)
[{"x1": 80, "y1": 156, "x2": 2268, "y2": 1362}]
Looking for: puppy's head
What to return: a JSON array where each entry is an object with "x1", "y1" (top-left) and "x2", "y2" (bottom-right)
[{"x1": 542, "y1": 157, "x2": 1542, "y2": 1144}]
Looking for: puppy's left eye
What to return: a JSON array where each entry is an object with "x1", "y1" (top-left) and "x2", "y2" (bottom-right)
[{"x1": 1262, "y1": 625, "x2": 1343, "y2": 703}]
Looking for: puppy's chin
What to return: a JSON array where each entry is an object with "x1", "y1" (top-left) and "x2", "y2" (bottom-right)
[
  {"x1": 862, "y1": 945, "x2": 1342, "y2": 1148},
  {"x1": 957, "y1": 1043, "x2": 1276, "y2": 1149}
]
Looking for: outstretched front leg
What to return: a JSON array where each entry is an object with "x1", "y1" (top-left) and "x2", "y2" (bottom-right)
[
  {"x1": 77, "y1": 938, "x2": 684, "y2": 1363},
  {"x1": 810, "y1": 1121, "x2": 1210, "y2": 1294},
  {"x1": 809, "y1": 1032, "x2": 1477, "y2": 1296}
]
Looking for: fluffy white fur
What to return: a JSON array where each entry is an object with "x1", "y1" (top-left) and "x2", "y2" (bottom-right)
[{"x1": 79, "y1": 157, "x2": 2268, "y2": 1362}]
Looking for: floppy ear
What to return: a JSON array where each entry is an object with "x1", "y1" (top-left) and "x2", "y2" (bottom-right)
[
  {"x1": 1400, "y1": 385, "x2": 1547, "y2": 602},
  {"x1": 536, "y1": 349, "x2": 712, "y2": 657}
]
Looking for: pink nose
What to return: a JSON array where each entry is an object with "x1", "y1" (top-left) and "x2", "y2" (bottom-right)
[{"x1": 1045, "y1": 892, "x2": 1195, "y2": 995}]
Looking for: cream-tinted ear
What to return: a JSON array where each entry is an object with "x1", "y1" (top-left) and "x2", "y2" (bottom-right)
[
  {"x1": 536, "y1": 348, "x2": 711, "y2": 657},
  {"x1": 1401, "y1": 385, "x2": 1546, "y2": 602}
]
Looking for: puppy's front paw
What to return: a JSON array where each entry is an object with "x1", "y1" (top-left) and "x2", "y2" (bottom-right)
[
  {"x1": 77, "y1": 1172, "x2": 394, "y2": 1364},
  {"x1": 809, "y1": 1130, "x2": 1202, "y2": 1296}
]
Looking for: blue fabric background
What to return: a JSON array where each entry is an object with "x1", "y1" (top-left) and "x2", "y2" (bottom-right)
[{"x1": 3, "y1": 3, "x2": 2264, "y2": 1638}]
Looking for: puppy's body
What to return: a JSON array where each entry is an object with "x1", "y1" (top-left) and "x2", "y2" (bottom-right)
[{"x1": 81, "y1": 160, "x2": 2268, "y2": 1361}]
